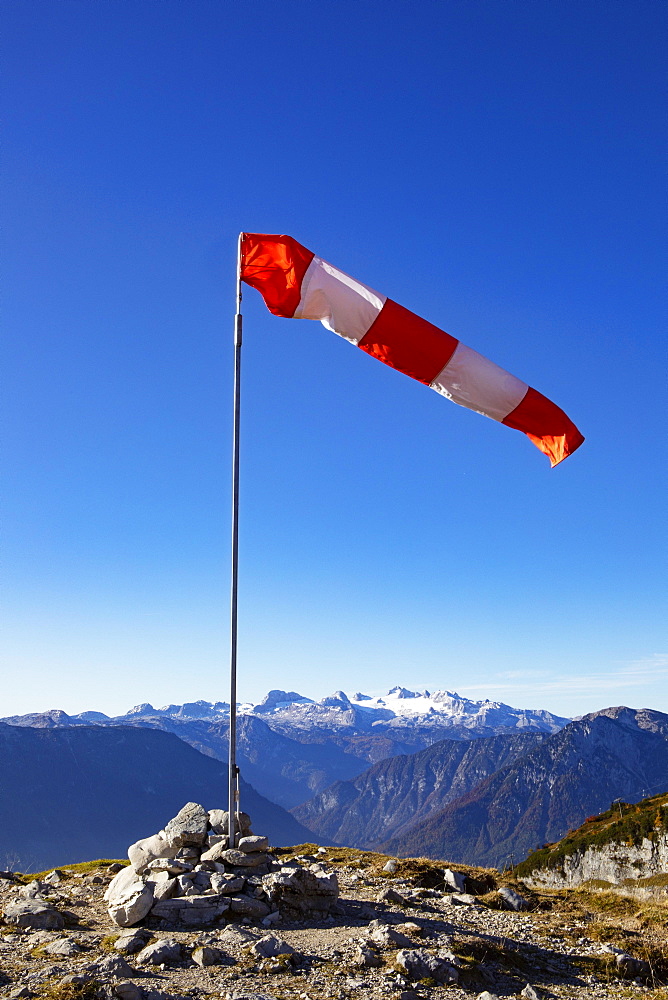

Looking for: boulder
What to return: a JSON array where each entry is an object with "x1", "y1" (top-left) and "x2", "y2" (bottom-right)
[
  {"x1": 114, "y1": 928, "x2": 152, "y2": 954},
  {"x1": 229, "y1": 895, "x2": 271, "y2": 919},
  {"x1": 615, "y1": 952, "x2": 651, "y2": 980},
  {"x1": 395, "y1": 948, "x2": 459, "y2": 985},
  {"x1": 238, "y1": 836, "x2": 269, "y2": 854},
  {"x1": 248, "y1": 934, "x2": 294, "y2": 959},
  {"x1": 136, "y1": 937, "x2": 183, "y2": 965},
  {"x1": 19, "y1": 881, "x2": 51, "y2": 900},
  {"x1": 443, "y1": 868, "x2": 467, "y2": 893},
  {"x1": 354, "y1": 942, "x2": 382, "y2": 968},
  {"x1": 199, "y1": 841, "x2": 231, "y2": 863},
  {"x1": 376, "y1": 886, "x2": 410, "y2": 907},
  {"x1": 221, "y1": 849, "x2": 269, "y2": 868},
  {"x1": 2, "y1": 900, "x2": 65, "y2": 930},
  {"x1": 87, "y1": 954, "x2": 135, "y2": 978},
  {"x1": 210, "y1": 874, "x2": 245, "y2": 895},
  {"x1": 152, "y1": 879, "x2": 177, "y2": 903},
  {"x1": 208, "y1": 809, "x2": 251, "y2": 836},
  {"x1": 128, "y1": 834, "x2": 177, "y2": 875},
  {"x1": 262, "y1": 867, "x2": 339, "y2": 918},
  {"x1": 368, "y1": 922, "x2": 414, "y2": 948},
  {"x1": 498, "y1": 886, "x2": 528, "y2": 911},
  {"x1": 219, "y1": 924, "x2": 261, "y2": 947},
  {"x1": 163, "y1": 802, "x2": 209, "y2": 848},
  {"x1": 112, "y1": 985, "x2": 143, "y2": 1000},
  {"x1": 150, "y1": 894, "x2": 230, "y2": 927},
  {"x1": 146, "y1": 858, "x2": 192, "y2": 876},
  {"x1": 105, "y1": 866, "x2": 154, "y2": 927},
  {"x1": 42, "y1": 938, "x2": 82, "y2": 957},
  {"x1": 192, "y1": 945, "x2": 226, "y2": 967}
]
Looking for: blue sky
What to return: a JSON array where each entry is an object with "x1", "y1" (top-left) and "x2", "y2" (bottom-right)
[{"x1": 3, "y1": 0, "x2": 666, "y2": 719}]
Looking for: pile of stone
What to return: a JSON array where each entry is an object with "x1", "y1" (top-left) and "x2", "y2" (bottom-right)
[{"x1": 105, "y1": 802, "x2": 338, "y2": 930}]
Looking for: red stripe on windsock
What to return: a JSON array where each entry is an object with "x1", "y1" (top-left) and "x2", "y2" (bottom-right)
[
  {"x1": 358, "y1": 299, "x2": 459, "y2": 385},
  {"x1": 503, "y1": 387, "x2": 585, "y2": 467},
  {"x1": 240, "y1": 234, "x2": 313, "y2": 318}
]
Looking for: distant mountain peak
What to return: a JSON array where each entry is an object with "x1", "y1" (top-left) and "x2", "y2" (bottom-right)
[
  {"x1": 319, "y1": 691, "x2": 353, "y2": 708},
  {"x1": 387, "y1": 686, "x2": 421, "y2": 699},
  {"x1": 253, "y1": 690, "x2": 313, "y2": 713}
]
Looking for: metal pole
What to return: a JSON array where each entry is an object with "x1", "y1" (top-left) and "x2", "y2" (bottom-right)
[{"x1": 228, "y1": 232, "x2": 243, "y2": 849}]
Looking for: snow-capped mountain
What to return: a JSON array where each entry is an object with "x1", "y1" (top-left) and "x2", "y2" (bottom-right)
[
  {"x1": 117, "y1": 686, "x2": 568, "y2": 734},
  {"x1": 2, "y1": 686, "x2": 569, "y2": 739}
]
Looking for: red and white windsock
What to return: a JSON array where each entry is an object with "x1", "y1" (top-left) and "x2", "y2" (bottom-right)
[{"x1": 240, "y1": 234, "x2": 584, "y2": 467}]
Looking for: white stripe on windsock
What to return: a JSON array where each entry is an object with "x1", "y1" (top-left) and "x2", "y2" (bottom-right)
[
  {"x1": 430, "y1": 343, "x2": 529, "y2": 422},
  {"x1": 293, "y1": 256, "x2": 386, "y2": 345}
]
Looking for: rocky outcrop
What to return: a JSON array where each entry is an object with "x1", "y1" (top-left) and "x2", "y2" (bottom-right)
[{"x1": 524, "y1": 832, "x2": 668, "y2": 888}]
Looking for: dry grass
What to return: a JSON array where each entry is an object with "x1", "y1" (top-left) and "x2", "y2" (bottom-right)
[
  {"x1": 35, "y1": 982, "x2": 100, "y2": 1000},
  {"x1": 529, "y1": 885, "x2": 668, "y2": 985},
  {"x1": 20, "y1": 860, "x2": 128, "y2": 883},
  {"x1": 273, "y1": 842, "x2": 498, "y2": 891}
]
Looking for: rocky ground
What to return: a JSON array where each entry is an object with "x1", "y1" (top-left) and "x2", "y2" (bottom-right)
[{"x1": 1, "y1": 844, "x2": 667, "y2": 1000}]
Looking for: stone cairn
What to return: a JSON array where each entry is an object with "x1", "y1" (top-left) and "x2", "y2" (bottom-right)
[{"x1": 104, "y1": 802, "x2": 339, "y2": 930}]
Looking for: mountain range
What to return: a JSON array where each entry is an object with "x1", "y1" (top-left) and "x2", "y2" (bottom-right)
[
  {"x1": 0, "y1": 687, "x2": 568, "y2": 808},
  {"x1": 2, "y1": 691, "x2": 665, "y2": 871}
]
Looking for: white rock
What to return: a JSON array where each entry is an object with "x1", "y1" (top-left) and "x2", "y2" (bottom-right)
[
  {"x1": 113, "y1": 929, "x2": 151, "y2": 954},
  {"x1": 192, "y1": 945, "x2": 225, "y2": 967},
  {"x1": 238, "y1": 835, "x2": 269, "y2": 853},
  {"x1": 43, "y1": 938, "x2": 82, "y2": 957},
  {"x1": 221, "y1": 849, "x2": 269, "y2": 867},
  {"x1": 135, "y1": 936, "x2": 182, "y2": 965},
  {"x1": 163, "y1": 802, "x2": 209, "y2": 848},
  {"x1": 368, "y1": 919, "x2": 414, "y2": 948},
  {"x1": 354, "y1": 941, "x2": 382, "y2": 967},
  {"x1": 152, "y1": 879, "x2": 177, "y2": 902},
  {"x1": 105, "y1": 866, "x2": 154, "y2": 927},
  {"x1": 210, "y1": 873, "x2": 245, "y2": 895},
  {"x1": 395, "y1": 948, "x2": 459, "y2": 984},
  {"x1": 3, "y1": 900, "x2": 64, "y2": 930},
  {"x1": 146, "y1": 858, "x2": 192, "y2": 876},
  {"x1": 87, "y1": 954, "x2": 135, "y2": 978},
  {"x1": 443, "y1": 868, "x2": 467, "y2": 892},
  {"x1": 199, "y1": 841, "x2": 231, "y2": 863},
  {"x1": 248, "y1": 933, "x2": 294, "y2": 958},
  {"x1": 128, "y1": 833, "x2": 176, "y2": 874}
]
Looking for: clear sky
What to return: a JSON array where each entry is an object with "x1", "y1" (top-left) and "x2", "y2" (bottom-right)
[{"x1": 3, "y1": 0, "x2": 666, "y2": 720}]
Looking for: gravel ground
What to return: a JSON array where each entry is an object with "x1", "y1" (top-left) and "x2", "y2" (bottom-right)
[{"x1": 0, "y1": 857, "x2": 666, "y2": 1000}]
